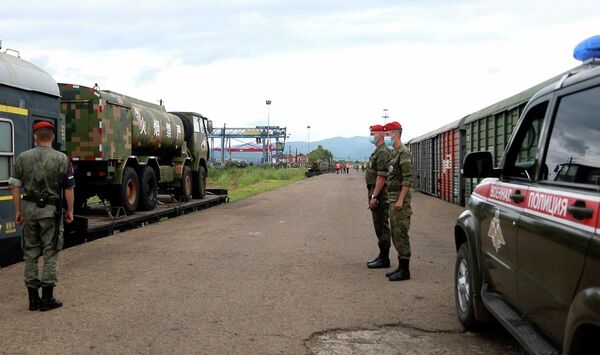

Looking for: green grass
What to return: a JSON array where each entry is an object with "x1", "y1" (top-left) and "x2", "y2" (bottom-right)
[{"x1": 207, "y1": 166, "x2": 306, "y2": 202}]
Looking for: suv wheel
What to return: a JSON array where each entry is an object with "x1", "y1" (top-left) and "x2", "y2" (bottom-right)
[{"x1": 455, "y1": 243, "x2": 480, "y2": 330}]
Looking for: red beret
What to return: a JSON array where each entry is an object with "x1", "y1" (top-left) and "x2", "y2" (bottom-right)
[
  {"x1": 33, "y1": 121, "x2": 55, "y2": 132},
  {"x1": 384, "y1": 121, "x2": 402, "y2": 131},
  {"x1": 369, "y1": 124, "x2": 385, "y2": 132}
]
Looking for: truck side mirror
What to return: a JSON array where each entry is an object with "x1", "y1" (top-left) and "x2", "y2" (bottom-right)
[
  {"x1": 462, "y1": 151, "x2": 499, "y2": 178},
  {"x1": 207, "y1": 120, "x2": 213, "y2": 133}
]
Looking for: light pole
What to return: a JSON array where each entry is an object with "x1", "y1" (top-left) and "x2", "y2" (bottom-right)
[
  {"x1": 382, "y1": 108, "x2": 389, "y2": 124},
  {"x1": 266, "y1": 99, "x2": 272, "y2": 164},
  {"x1": 307, "y1": 125, "x2": 311, "y2": 156}
]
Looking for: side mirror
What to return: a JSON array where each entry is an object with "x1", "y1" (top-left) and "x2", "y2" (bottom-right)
[
  {"x1": 462, "y1": 151, "x2": 500, "y2": 178},
  {"x1": 207, "y1": 120, "x2": 213, "y2": 134}
]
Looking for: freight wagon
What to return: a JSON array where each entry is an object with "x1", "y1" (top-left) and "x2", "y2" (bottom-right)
[
  {"x1": 409, "y1": 66, "x2": 582, "y2": 206},
  {"x1": 408, "y1": 118, "x2": 466, "y2": 205}
]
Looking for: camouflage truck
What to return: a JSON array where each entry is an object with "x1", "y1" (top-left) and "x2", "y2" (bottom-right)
[{"x1": 59, "y1": 84, "x2": 212, "y2": 214}]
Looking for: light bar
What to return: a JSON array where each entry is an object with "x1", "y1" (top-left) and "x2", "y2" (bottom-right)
[{"x1": 573, "y1": 35, "x2": 600, "y2": 61}]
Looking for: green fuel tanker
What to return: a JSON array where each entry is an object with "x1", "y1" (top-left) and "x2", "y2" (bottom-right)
[{"x1": 59, "y1": 84, "x2": 212, "y2": 214}]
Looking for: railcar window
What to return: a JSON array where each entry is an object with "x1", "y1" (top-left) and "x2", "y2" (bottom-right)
[
  {"x1": 543, "y1": 85, "x2": 600, "y2": 186},
  {"x1": 0, "y1": 120, "x2": 14, "y2": 183}
]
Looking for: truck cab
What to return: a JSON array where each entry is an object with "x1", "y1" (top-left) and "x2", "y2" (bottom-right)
[{"x1": 454, "y1": 39, "x2": 600, "y2": 354}]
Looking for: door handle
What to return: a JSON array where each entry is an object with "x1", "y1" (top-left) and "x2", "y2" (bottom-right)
[
  {"x1": 567, "y1": 200, "x2": 594, "y2": 220},
  {"x1": 510, "y1": 191, "x2": 525, "y2": 203}
]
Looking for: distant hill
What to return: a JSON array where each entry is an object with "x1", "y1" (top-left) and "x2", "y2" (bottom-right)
[
  {"x1": 285, "y1": 136, "x2": 372, "y2": 161},
  {"x1": 210, "y1": 136, "x2": 373, "y2": 163}
]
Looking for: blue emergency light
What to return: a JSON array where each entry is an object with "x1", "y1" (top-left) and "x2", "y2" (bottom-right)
[{"x1": 573, "y1": 35, "x2": 600, "y2": 61}]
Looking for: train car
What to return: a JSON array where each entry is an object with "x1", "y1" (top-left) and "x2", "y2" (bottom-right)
[
  {"x1": 0, "y1": 51, "x2": 63, "y2": 267},
  {"x1": 408, "y1": 118, "x2": 466, "y2": 205},
  {"x1": 461, "y1": 71, "x2": 569, "y2": 200}
]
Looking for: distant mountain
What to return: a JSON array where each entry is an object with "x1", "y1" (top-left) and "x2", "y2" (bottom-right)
[
  {"x1": 210, "y1": 136, "x2": 373, "y2": 163},
  {"x1": 285, "y1": 136, "x2": 372, "y2": 161}
]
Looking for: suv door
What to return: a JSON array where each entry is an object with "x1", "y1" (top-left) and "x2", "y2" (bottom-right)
[
  {"x1": 481, "y1": 101, "x2": 549, "y2": 303},
  {"x1": 517, "y1": 83, "x2": 600, "y2": 346}
]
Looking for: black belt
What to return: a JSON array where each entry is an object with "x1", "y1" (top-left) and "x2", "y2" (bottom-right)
[{"x1": 23, "y1": 194, "x2": 59, "y2": 206}]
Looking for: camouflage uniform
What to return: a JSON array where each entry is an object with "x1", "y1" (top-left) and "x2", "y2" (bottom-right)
[
  {"x1": 365, "y1": 144, "x2": 392, "y2": 251},
  {"x1": 386, "y1": 143, "x2": 413, "y2": 261},
  {"x1": 9, "y1": 146, "x2": 75, "y2": 289}
]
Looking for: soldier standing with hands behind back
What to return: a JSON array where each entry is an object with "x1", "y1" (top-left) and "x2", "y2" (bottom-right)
[
  {"x1": 8, "y1": 121, "x2": 75, "y2": 311},
  {"x1": 365, "y1": 124, "x2": 392, "y2": 269},
  {"x1": 383, "y1": 121, "x2": 413, "y2": 281}
]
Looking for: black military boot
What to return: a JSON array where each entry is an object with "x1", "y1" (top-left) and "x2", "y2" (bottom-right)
[
  {"x1": 388, "y1": 259, "x2": 410, "y2": 281},
  {"x1": 39, "y1": 286, "x2": 63, "y2": 312},
  {"x1": 27, "y1": 287, "x2": 40, "y2": 311},
  {"x1": 367, "y1": 243, "x2": 390, "y2": 269}
]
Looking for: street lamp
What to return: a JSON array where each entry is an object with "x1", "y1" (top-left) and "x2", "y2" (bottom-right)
[
  {"x1": 307, "y1": 125, "x2": 311, "y2": 156},
  {"x1": 382, "y1": 108, "x2": 389, "y2": 124},
  {"x1": 266, "y1": 99, "x2": 272, "y2": 164}
]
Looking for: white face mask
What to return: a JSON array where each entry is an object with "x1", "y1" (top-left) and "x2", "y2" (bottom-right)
[
  {"x1": 384, "y1": 136, "x2": 393, "y2": 146},
  {"x1": 369, "y1": 136, "x2": 376, "y2": 144}
]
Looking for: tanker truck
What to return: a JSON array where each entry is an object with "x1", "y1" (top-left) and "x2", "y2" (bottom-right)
[{"x1": 59, "y1": 84, "x2": 213, "y2": 214}]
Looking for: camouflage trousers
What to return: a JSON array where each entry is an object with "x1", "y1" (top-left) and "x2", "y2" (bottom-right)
[
  {"x1": 368, "y1": 189, "x2": 391, "y2": 248},
  {"x1": 388, "y1": 197, "x2": 412, "y2": 260},
  {"x1": 22, "y1": 217, "x2": 63, "y2": 288}
]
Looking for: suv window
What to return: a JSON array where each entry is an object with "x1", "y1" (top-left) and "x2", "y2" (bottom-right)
[
  {"x1": 542, "y1": 85, "x2": 600, "y2": 186},
  {"x1": 504, "y1": 101, "x2": 548, "y2": 180}
]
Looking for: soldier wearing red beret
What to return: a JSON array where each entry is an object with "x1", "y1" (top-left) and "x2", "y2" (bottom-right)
[
  {"x1": 383, "y1": 121, "x2": 413, "y2": 281},
  {"x1": 8, "y1": 121, "x2": 75, "y2": 311},
  {"x1": 365, "y1": 124, "x2": 392, "y2": 269}
]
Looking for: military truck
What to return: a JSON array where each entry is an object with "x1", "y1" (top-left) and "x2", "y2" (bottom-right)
[
  {"x1": 454, "y1": 38, "x2": 600, "y2": 354},
  {"x1": 59, "y1": 84, "x2": 213, "y2": 214}
]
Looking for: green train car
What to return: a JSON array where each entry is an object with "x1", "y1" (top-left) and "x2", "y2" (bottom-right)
[
  {"x1": 408, "y1": 65, "x2": 586, "y2": 206},
  {"x1": 0, "y1": 51, "x2": 63, "y2": 267}
]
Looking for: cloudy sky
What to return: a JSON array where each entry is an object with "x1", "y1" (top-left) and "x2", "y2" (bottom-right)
[{"x1": 1, "y1": 0, "x2": 598, "y2": 142}]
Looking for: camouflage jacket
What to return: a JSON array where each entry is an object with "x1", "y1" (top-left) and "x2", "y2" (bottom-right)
[
  {"x1": 9, "y1": 146, "x2": 75, "y2": 220},
  {"x1": 365, "y1": 143, "x2": 391, "y2": 187},
  {"x1": 386, "y1": 143, "x2": 412, "y2": 202}
]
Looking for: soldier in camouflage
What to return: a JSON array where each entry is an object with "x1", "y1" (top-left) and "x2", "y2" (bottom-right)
[
  {"x1": 365, "y1": 124, "x2": 392, "y2": 269},
  {"x1": 383, "y1": 121, "x2": 413, "y2": 281},
  {"x1": 8, "y1": 121, "x2": 75, "y2": 311}
]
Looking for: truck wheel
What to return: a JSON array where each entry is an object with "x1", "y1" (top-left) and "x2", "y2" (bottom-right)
[
  {"x1": 111, "y1": 166, "x2": 139, "y2": 214},
  {"x1": 176, "y1": 166, "x2": 193, "y2": 202},
  {"x1": 455, "y1": 243, "x2": 480, "y2": 330},
  {"x1": 138, "y1": 166, "x2": 158, "y2": 211},
  {"x1": 192, "y1": 166, "x2": 207, "y2": 199}
]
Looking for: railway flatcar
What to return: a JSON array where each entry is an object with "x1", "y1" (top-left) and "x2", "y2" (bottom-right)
[{"x1": 0, "y1": 50, "x2": 63, "y2": 267}]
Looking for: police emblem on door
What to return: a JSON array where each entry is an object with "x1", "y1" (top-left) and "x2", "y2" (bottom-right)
[{"x1": 487, "y1": 210, "x2": 505, "y2": 252}]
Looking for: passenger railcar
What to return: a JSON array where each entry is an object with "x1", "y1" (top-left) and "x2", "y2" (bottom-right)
[{"x1": 0, "y1": 51, "x2": 63, "y2": 266}]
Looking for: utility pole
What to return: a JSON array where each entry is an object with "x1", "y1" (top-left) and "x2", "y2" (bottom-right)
[
  {"x1": 307, "y1": 125, "x2": 311, "y2": 156},
  {"x1": 266, "y1": 99, "x2": 272, "y2": 164}
]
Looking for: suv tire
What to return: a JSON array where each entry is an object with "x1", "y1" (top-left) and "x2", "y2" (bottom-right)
[{"x1": 455, "y1": 243, "x2": 480, "y2": 330}]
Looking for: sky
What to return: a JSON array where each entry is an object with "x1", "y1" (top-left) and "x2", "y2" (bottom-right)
[{"x1": 1, "y1": 0, "x2": 599, "y2": 143}]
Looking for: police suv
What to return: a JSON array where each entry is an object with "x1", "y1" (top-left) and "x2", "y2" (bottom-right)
[{"x1": 454, "y1": 37, "x2": 600, "y2": 354}]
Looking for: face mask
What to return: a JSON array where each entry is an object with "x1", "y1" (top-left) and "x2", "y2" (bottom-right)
[
  {"x1": 369, "y1": 136, "x2": 376, "y2": 144},
  {"x1": 384, "y1": 136, "x2": 393, "y2": 146}
]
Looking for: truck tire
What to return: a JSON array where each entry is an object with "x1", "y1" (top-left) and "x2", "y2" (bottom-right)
[
  {"x1": 176, "y1": 166, "x2": 193, "y2": 202},
  {"x1": 138, "y1": 166, "x2": 158, "y2": 211},
  {"x1": 455, "y1": 243, "x2": 481, "y2": 330},
  {"x1": 111, "y1": 166, "x2": 139, "y2": 214},
  {"x1": 192, "y1": 166, "x2": 207, "y2": 199},
  {"x1": 179, "y1": 115, "x2": 194, "y2": 142}
]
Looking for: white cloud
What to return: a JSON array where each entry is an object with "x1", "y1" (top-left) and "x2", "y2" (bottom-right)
[{"x1": 2, "y1": 0, "x2": 599, "y2": 143}]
